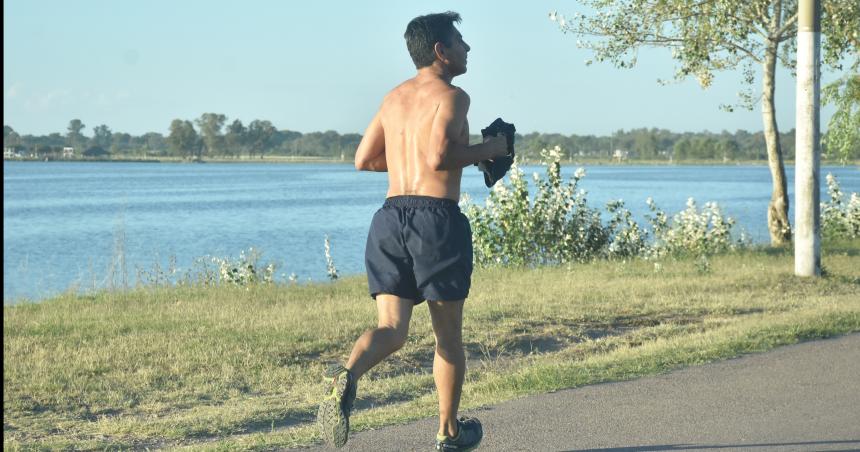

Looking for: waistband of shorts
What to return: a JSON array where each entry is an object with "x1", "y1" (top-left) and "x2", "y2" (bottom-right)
[{"x1": 383, "y1": 195, "x2": 459, "y2": 209}]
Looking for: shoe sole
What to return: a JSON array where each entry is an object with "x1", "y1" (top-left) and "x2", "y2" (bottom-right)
[
  {"x1": 437, "y1": 435, "x2": 482, "y2": 451},
  {"x1": 437, "y1": 441, "x2": 482, "y2": 452},
  {"x1": 317, "y1": 371, "x2": 349, "y2": 448}
]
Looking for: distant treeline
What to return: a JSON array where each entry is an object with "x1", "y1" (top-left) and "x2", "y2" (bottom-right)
[{"x1": 4, "y1": 117, "x2": 856, "y2": 162}]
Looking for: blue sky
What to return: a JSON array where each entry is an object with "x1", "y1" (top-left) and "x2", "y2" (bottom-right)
[{"x1": 3, "y1": 0, "x2": 839, "y2": 137}]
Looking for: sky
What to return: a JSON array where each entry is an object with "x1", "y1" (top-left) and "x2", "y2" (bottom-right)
[{"x1": 3, "y1": 0, "x2": 841, "y2": 137}]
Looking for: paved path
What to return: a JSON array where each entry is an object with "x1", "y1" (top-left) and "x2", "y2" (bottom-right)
[{"x1": 307, "y1": 334, "x2": 860, "y2": 451}]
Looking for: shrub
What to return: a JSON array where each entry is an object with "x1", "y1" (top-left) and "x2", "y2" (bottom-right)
[
  {"x1": 605, "y1": 198, "x2": 648, "y2": 258},
  {"x1": 821, "y1": 173, "x2": 860, "y2": 239},
  {"x1": 463, "y1": 146, "x2": 742, "y2": 267},
  {"x1": 645, "y1": 197, "x2": 740, "y2": 257},
  {"x1": 462, "y1": 147, "x2": 607, "y2": 266},
  {"x1": 211, "y1": 247, "x2": 276, "y2": 286},
  {"x1": 324, "y1": 234, "x2": 338, "y2": 280}
]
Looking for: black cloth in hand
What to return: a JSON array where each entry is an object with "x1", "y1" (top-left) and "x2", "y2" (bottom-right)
[{"x1": 477, "y1": 118, "x2": 516, "y2": 187}]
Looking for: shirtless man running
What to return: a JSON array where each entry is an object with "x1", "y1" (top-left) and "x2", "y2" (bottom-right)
[{"x1": 316, "y1": 11, "x2": 509, "y2": 451}]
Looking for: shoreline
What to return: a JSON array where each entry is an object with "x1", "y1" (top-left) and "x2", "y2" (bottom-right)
[{"x1": 4, "y1": 157, "x2": 859, "y2": 167}]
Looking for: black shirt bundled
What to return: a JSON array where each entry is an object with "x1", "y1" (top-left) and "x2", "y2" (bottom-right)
[{"x1": 477, "y1": 117, "x2": 516, "y2": 187}]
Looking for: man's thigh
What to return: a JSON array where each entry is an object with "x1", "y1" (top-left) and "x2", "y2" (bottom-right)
[
  {"x1": 427, "y1": 299, "x2": 464, "y2": 343},
  {"x1": 375, "y1": 294, "x2": 416, "y2": 330}
]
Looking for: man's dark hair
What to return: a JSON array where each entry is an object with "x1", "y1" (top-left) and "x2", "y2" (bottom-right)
[{"x1": 404, "y1": 11, "x2": 462, "y2": 69}]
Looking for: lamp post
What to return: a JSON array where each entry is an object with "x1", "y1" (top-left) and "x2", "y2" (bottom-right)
[{"x1": 794, "y1": 0, "x2": 821, "y2": 277}]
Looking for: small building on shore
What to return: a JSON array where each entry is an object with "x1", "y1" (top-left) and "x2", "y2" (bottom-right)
[
  {"x1": 62, "y1": 147, "x2": 75, "y2": 158},
  {"x1": 4, "y1": 147, "x2": 24, "y2": 159}
]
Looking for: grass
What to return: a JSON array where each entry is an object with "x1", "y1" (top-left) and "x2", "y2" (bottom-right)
[{"x1": 4, "y1": 240, "x2": 859, "y2": 450}]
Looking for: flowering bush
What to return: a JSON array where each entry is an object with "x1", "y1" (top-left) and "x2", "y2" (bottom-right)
[
  {"x1": 645, "y1": 197, "x2": 741, "y2": 257},
  {"x1": 463, "y1": 146, "x2": 742, "y2": 267},
  {"x1": 324, "y1": 234, "x2": 339, "y2": 280},
  {"x1": 463, "y1": 146, "x2": 607, "y2": 266},
  {"x1": 211, "y1": 247, "x2": 276, "y2": 286},
  {"x1": 821, "y1": 173, "x2": 860, "y2": 239},
  {"x1": 132, "y1": 238, "x2": 346, "y2": 290},
  {"x1": 605, "y1": 199, "x2": 648, "y2": 258}
]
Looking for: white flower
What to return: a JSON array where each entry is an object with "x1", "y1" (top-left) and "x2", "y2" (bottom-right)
[{"x1": 575, "y1": 167, "x2": 586, "y2": 179}]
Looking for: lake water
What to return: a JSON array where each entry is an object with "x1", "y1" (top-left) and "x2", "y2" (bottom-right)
[{"x1": 4, "y1": 161, "x2": 858, "y2": 302}]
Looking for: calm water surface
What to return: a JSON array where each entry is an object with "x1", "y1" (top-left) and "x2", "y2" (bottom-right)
[{"x1": 4, "y1": 161, "x2": 858, "y2": 302}]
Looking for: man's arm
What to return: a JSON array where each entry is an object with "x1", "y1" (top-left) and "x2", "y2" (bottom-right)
[
  {"x1": 427, "y1": 89, "x2": 507, "y2": 170},
  {"x1": 355, "y1": 111, "x2": 387, "y2": 172}
]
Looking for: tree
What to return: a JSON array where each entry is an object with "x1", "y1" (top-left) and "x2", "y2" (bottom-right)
[
  {"x1": 110, "y1": 132, "x2": 132, "y2": 154},
  {"x1": 83, "y1": 146, "x2": 110, "y2": 158},
  {"x1": 632, "y1": 129, "x2": 659, "y2": 159},
  {"x1": 247, "y1": 120, "x2": 276, "y2": 159},
  {"x1": 196, "y1": 113, "x2": 227, "y2": 157},
  {"x1": 225, "y1": 119, "x2": 247, "y2": 157},
  {"x1": 821, "y1": 2, "x2": 860, "y2": 163},
  {"x1": 142, "y1": 132, "x2": 166, "y2": 154},
  {"x1": 4, "y1": 125, "x2": 20, "y2": 148},
  {"x1": 167, "y1": 119, "x2": 200, "y2": 160},
  {"x1": 822, "y1": 71, "x2": 860, "y2": 162},
  {"x1": 673, "y1": 137, "x2": 691, "y2": 160},
  {"x1": 66, "y1": 119, "x2": 86, "y2": 150},
  {"x1": 91, "y1": 124, "x2": 112, "y2": 149},
  {"x1": 718, "y1": 138, "x2": 741, "y2": 162},
  {"x1": 552, "y1": 0, "x2": 859, "y2": 245}
]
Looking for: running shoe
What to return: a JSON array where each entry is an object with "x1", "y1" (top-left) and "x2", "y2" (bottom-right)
[
  {"x1": 317, "y1": 365, "x2": 357, "y2": 448},
  {"x1": 435, "y1": 416, "x2": 483, "y2": 451}
]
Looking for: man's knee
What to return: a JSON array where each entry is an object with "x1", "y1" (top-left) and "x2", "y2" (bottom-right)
[
  {"x1": 434, "y1": 329, "x2": 463, "y2": 354},
  {"x1": 378, "y1": 324, "x2": 410, "y2": 351},
  {"x1": 434, "y1": 335, "x2": 464, "y2": 363}
]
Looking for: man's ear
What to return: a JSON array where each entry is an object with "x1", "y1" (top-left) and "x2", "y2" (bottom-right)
[{"x1": 433, "y1": 42, "x2": 447, "y2": 62}]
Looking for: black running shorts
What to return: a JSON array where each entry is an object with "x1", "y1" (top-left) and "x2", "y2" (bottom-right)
[{"x1": 365, "y1": 195, "x2": 473, "y2": 304}]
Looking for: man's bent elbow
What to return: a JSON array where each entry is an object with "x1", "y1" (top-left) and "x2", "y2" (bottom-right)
[{"x1": 355, "y1": 156, "x2": 368, "y2": 171}]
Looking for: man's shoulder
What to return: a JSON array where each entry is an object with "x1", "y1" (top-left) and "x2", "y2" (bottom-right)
[
  {"x1": 384, "y1": 79, "x2": 468, "y2": 104},
  {"x1": 436, "y1": 85, "x2": 469, "y2": 106}
]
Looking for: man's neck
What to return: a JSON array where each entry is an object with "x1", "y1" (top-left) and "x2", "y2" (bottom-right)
[{"x1": 416, "y1": 63, "x2": 454, "y2": 84}]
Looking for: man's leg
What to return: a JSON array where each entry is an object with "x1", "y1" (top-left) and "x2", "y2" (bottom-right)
[
  {"x1": 319, "y1": 295, "x2": 412, "y2": 448},
  {"x1": 427, "y1": 299, "x2": 465, "y2": 438},
  {"x1": 346, "y1": 294, "x2": 414, "y2": 379}
]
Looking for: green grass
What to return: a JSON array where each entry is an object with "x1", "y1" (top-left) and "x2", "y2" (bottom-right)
[{"x1": 4, "y1": 240, "x2": 859, "y2": 450}]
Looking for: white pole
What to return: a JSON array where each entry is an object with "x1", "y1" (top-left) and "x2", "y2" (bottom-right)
[{"x1": 794, "y1": 0, "x2": 821, "y2": 277}]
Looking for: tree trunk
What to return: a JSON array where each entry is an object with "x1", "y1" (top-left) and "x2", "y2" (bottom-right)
[{"x1": 762, "y1": 43, "x2": 792, "y2": 245}]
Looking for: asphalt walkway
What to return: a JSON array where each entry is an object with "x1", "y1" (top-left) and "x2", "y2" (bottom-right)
[{"x1": 308, "y1": 333, "x2": 860, "y2": 451}]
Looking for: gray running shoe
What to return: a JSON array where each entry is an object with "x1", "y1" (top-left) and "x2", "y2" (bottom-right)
[
  {"x1": 317, "y1": 365, "x2": 357, "y2": 448},
  {"x1": 435, "y1": 416, "x2": 483, "y2": 451}
]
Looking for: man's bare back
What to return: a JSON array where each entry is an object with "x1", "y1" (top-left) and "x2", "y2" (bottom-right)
[
  {"x1": 379, "y1": 78, "x2": 468, "y2": 200},
  {"x1": 354, "y1": 27, "x2": 508, "y2": 201}
]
